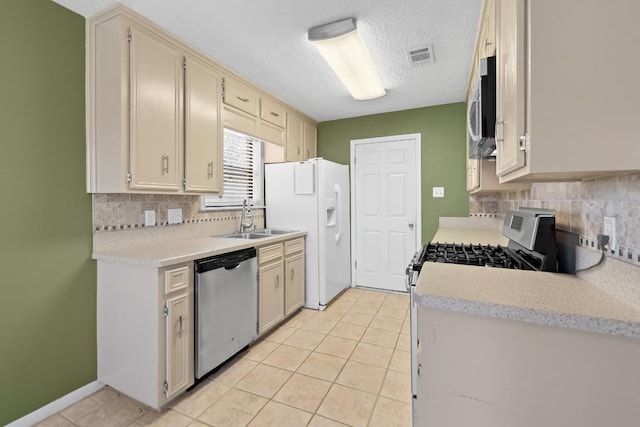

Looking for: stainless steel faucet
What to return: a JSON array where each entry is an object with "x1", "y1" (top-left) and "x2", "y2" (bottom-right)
[{"x1": 238, "y1": 198, "x2": 254, "y2": 233}]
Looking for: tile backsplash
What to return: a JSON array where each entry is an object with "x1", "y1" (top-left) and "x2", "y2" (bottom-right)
[
  {"x1": 92, "y1": 194, "x2": 265, "y2": 253},
  {"x1": 93, "y1": 193, "x2": 263, "y2": 232},
  {"x1": 469, "y1": 172, "x2": 640, "y2": 266}
]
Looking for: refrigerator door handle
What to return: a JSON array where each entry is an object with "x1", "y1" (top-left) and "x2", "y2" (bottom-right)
[{"x1": 334, "y1": 184, "x2": 341, "y2": 243}]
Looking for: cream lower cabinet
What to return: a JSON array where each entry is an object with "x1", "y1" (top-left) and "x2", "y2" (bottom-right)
[
  {"x1": 495, "y1": 0, "x2": 640, "y2": 182},
  {"x1": 258, "y1": 237, "x2": 305, "y2": 335},
  {"x1": 87, "y1": 6, "x2": 221, "y2": 194},
  {"x1": 97, "y1": 261, "x2": 194, "y2": 409},
  {"x1": 284, "y1": 238, "x2": 305, "y2": 315}
]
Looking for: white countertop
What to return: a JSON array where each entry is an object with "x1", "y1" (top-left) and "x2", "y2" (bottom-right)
[
  {"x1": 92, "y1": 231, "x2": 307, "y2": 267},
  {"x1": 416, "y1": 224, "x2": 640, "y2": 339}
]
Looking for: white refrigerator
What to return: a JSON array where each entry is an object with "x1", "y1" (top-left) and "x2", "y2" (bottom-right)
[{"x1": 265, "y1": 158, "x2": 351, "y2": 310}]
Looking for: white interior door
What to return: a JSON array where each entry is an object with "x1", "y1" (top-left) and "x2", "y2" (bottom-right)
[{"x1": 352, "y1": 135, "x2": 420, "y2": 292}]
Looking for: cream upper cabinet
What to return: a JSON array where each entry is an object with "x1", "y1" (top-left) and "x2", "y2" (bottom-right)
[
  {"x1": 303, "y1": 121, "x2": 317, "y2": 160},
  {"x1": 286, "y1": 112, "x2": 303, "y2": 162},
  {"x1": 260, "y1": 98, "x2": 286, "y2": 128},
  {"x1": 495, "y1": 0, "x2": 640, "y2": 182},
  {"x1": 129, "y1": 26, "x2": 183, "y2": 191},
  {"x1": 87, "y1": 7, "x2": 223, "y2": 194},
  {"x1": 480, "y1": 0, "x2": 496, "y2": 58},
  {"x1": 495, "y1": 0, "x2": 525, "y2": 177},
  {"x1": 222, "y1": 77, "x2": 259, "y2": 117},
  {"x1": 184, "y1": 56, "x2": 222, "y2": 193}
]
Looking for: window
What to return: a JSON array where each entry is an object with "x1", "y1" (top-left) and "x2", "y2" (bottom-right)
[{"x1": 202, "y1": 129, "x2": 263, "y2": 209}]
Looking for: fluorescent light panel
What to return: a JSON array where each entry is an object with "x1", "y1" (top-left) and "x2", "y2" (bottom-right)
[{"x1": 309, "y1": 18, "x2": 386, "y2": 101}]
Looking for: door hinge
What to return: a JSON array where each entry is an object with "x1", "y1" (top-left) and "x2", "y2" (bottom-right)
[
  {"x1": 256, "y1": 321, "x2": 260, "y2": 334},
  {"x1": 127, "y1": 30, "x2": 132, "y2": 42},
  {"x1": 519, "y1": 134, "x2": 528, "y2": 152},
  {"x1": 183, "y1": 178, "x2": 187, "y2": 189},
  {"x1": 183, "y1": 58, "x2": 187, "y2": 70},
  {"x1": 163, "y1": 304, "x2": 169, "y2": 318},
  {"x1": 221, "y1": 80, "x2": 226, "y2": 100},
  {"x1": 163, "y1": 381, "x2": 169, "y2": 395},
  {"x1": 126, "y1": 172, "x2": 132, "y2": 183}
]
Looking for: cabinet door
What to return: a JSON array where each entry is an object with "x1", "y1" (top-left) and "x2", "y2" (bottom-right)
[
  {"x1": 284, "y1": 253, "x2": 305, "y2": 316},
  {"x1": 467, "y1": 158, "x2": 480, "y2": 192},
  {"x1": 165, "y1": 293, "x2": 190, "y2": 400},
  {"x1": 481, "y1": 0, "x2": 496, "y2": 57},
  {"x1": 184, "y1": 56, "x2": 222, "y2": 193},
  {"x1": 129, "y1": 26, "x2": 183, "y2": 190},
  {"x1": 286, "y1": 112, "x2": 303, "y2": 162},
  {"x1": 303, "y1": 121, "x2": 317, "y2": 160},
  {"x1": 495, "y1": 0, "x2": 526, "y2": 176},
  {"x1": 259, "y1": 261, "x2": 285, "y2": 334}
]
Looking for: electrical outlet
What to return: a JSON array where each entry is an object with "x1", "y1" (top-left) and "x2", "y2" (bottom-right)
[
  {"x1": 432, "y1": 187, "x2": 445, "y2": 198},
  {"x1": 168, "y1": 208, "x2": 183, "y2": 225},
  {"x1": 144, "y1": 210, "x2": 156, "y2": 227},
  {"x1": 603, "y1": 216, "x2": 616, "y2": 252}
]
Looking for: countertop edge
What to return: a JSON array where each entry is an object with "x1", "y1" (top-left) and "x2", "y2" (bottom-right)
[
  {"x1": 92, "y1": 231, "x2": 307, "y2": 268},
  {"x1": 416, "y1": 294, "x2": 640, "y2": 340}
]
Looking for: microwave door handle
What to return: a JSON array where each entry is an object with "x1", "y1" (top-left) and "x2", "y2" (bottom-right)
[{"x1": 467, "y1": 96, "x2": 481, "y2": 142}]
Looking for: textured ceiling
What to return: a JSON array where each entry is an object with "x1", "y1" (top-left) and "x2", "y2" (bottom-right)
[{"x1": 52, "y1": 0, "x2": 482, "y2": 122}]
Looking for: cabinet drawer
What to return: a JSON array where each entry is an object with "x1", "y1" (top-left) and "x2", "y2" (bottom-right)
[
  {"x1": 164, "y1": 265, "x2": 190, "y2": 294},
  {"x1": 260, "y1": 98, "x2": 286, "y2": 128},
  {"x1": 259, "y1": 243, "x2": 284, "y2": 265},
  {"x1": 223, "y1": 78, "x2": 259, "y2": 117},
  {"x1": 284, "y1": 238, "x2": 304, "y2": 256}
]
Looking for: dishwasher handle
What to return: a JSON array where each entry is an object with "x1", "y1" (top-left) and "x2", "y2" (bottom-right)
[{"x1": 195, "y1": 247, "x2": 257, "y2": 273}]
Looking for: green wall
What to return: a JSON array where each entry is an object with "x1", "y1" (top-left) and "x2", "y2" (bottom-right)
[
  {"x1": 0, "y1": 0, "x2": 95, "y2": 424},
  {"x1": 318, "y1": 103, "x2": 469, "y2": 244}
]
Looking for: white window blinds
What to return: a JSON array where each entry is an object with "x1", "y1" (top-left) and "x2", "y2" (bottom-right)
[{"x1": 202, "y1": 129, "x2": 263, "y2": 208}]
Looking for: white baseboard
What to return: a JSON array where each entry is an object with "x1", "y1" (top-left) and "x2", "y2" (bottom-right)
[{"x1": 6, "y1": 381, "x2": 104, "y2": 427}]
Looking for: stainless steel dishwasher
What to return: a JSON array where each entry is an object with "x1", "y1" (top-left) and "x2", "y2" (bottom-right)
[{"x1": 194, "y1": 247, "x2": 258, "y2": 379}]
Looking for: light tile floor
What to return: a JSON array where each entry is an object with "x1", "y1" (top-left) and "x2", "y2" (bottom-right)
[{"x1": 37, "y1": 288, "x2": 411, "y2": 427}]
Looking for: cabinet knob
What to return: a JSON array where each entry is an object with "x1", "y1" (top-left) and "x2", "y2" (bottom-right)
[
  {"x1": 276, "y1": 275, "x2": 280, "y2": 287},
  {"x1": 291, "y1": 268, "x2": 294, "y2": 280}
]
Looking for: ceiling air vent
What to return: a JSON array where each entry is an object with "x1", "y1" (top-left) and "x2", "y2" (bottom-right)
[{"x1": 407, "y1": 45, "x2": 434, "y2": 66}]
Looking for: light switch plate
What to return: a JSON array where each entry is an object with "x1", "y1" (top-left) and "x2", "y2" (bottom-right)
[
  {"x1": 168, "y1": 208, "x2": 183, "y2": 225},
  {"x1": 144, "y1": 210, "x2": 156, "y2": 227},
  {"x1": 433, "y1": 187, "x2": 445, "y2": 198}
]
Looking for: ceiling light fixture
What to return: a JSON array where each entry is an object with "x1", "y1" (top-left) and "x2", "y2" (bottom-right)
[{"x1": 308, "y1": 18, "x2": 386, "y2": 101}]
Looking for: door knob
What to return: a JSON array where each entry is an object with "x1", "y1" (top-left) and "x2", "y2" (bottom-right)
[{"x1": 408, "y1": 222, "x2": 415, "y2": 228}]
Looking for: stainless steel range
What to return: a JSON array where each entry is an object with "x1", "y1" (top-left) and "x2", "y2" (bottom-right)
[{"x1": 406, "y1": 208, "x2": 565, "y2": 422}]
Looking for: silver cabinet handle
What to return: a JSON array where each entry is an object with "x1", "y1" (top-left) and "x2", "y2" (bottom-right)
[
  {"x1": 207, "y1": 161, "x2": 213, "y2": 179},
  {"x1": 297, "y1": 146, "x2": 300, "y2": 155},
  {"x1": 236, "y1": 96, "x2": 249, "y2": 103},
  {"x1": 408, "y1": 222, "x2": 415, "y2": 228},
  {"x1": 275, "y1": 274, "x2": 280, "y2": 287},
  {"x1": 495, "y1": 120, "x2": 504, "y2": 143},
  {"x1": 162, "y1": 154, "x2": 169, "y2": 174},
  {"x1": 291, "y1": 268, "x2": 294, "y2": 280},
  {"x1": 270, "y1": 111, "x2": 279, "y2": 117},
  {"x1": 178, "y1": 315, "x2": 183, "y2": 337}
]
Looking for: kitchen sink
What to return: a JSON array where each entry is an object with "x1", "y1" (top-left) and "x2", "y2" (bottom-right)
[
  {"x1": 218, "y1": 229, "x2": 295, "y2": 239},
  {"x1": 252, "y1": 229, "x2": 294, "y2": 235},
  {"x1": 221, "y1": 232, "x2": 268, "y2": 239}
]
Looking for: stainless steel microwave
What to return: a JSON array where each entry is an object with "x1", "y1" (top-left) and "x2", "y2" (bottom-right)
[{"x1": 467, "y1": 55, "x2": 496, "y2": 158}]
